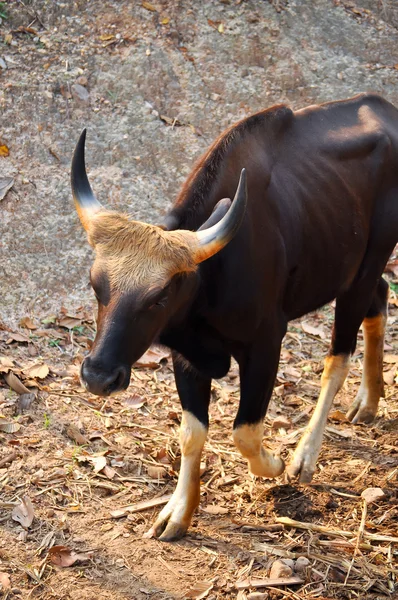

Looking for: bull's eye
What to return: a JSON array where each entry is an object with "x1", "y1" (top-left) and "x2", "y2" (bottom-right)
[
  {"x1": 148, "y1": 294, "x2": 168, "y2": 310},
  {"x1": 146, "y1": 286, "x2": 170, "y2": 310}
]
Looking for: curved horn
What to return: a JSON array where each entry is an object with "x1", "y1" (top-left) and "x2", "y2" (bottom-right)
[
  {"x1": 193, "y1": 168, "x2": 247, "y2": 263},
  {"x1": 71, "y1": 129, "x2": 103, "y2": 230}
]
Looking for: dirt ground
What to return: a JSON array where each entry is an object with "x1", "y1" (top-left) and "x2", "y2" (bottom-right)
[
  {"x1": 0, "y1": 275, "x2": 397, "y2": 600},
  {"x1": 0, "y1": 1, "x2": 398, "y2": 600}
]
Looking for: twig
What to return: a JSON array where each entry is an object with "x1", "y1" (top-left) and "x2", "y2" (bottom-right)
[
  {"x1": 276, "y1": 516, "x2": 398, "y2": 543},
  {"x1": 157, "y1": 556, "x2": 181, "y2": 578},
  {"x1": 345, "y1": 498, "x2": 368, "y2": 584},
  {"x1": 235, "y1": 576, "x2": 304, "y2": 590},
  {"x1": 110, "y1": 493, "x2": 173, "y2": 518},
  {"x1": 0, "y1": 451, "x2": 19, "y2": 468},
  {"x1": 16, "y1": 0, "x2": 46, "y2": 29}
]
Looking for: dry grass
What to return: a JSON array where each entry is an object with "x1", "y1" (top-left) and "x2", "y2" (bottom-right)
[{"x1": 0, "y1": 270, "x2": 397, "y2": 599}]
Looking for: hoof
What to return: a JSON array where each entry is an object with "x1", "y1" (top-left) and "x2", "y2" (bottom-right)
[{"x1": 346, "y1": 395, "x2": 378, "y2": 424}]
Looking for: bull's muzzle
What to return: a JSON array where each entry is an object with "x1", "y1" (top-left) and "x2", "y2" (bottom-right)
[{"x1": 80, "y1": 357, "x2": 130, "y2": 397}]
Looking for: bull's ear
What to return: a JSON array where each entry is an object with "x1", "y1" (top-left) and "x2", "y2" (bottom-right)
[
  {"x1": 157, "y1": 213, "x2": 180, "y2": 231},
  {"x1": 71, "y1": 129, "x2": 104, "y2": 231},
  {"x1": 197, "y1": 198, "x2": 232, "y2": 232}
]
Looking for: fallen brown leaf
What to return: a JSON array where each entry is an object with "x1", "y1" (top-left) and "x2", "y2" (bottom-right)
[
  {"x1": 123, "y1": 394, "x2": 146, "y2": 409},
  {"x1": 19, "y1": 316, "x2": 37, "y2": 330},
  {"x1": 147, "y1": 465, "x2": 166, "y2": 479},
  {"x1": 329, "y1": 409, "x2": 349, "y2": 423},
  {"x1": 384, "y1": 354, "x2": 398, "y2": 364},
  {"x1": 87, "y1": 455, "x2": 107, "y2": 473},
  {"x1": 0, "y1": 420, "x2": 21, "y2": 433},
  {"x1": 183, "y1": 580, "x2": 214, "y2": 599},
  {"x1": 0, "y1": 144, "x2": 9, "y2": 157},
  {"x1": 66, "y1": 424, "x2": 88, "y2": 446},
  {"x1": 6, "y1": 332, "x2": 30, "y2": 344},
  {"x1": 12, "y1": 495, "x2": 34, "y2": 528},
  {"x1": 0, "y1": 356, "x2": 14, "y2": 373},
  {"x1": 4, "y1": 371, "x2": 30, "y2": 394},
  {"x1": 58, "y1": 316, "x2": 82, "y2": 329},
  {"x1": 24, "y1": 363, "x2": 49, "y2": 379},
  {"x1": 47, "y1": 545, "x2": 93, "y2": 567},
  {"x1": 383, "y1": 368, "x2": 397, "y2": 386},
  {"x1": 202, "y1": 505, "x2": 229, "y2": 515},
  {"x1": 301, "y1": 321, "x2": 326, "y2": 339},
  {"x1": 103, "y1": 465, "x2": 116, "y2": 479},
  {"x1": 135, "y1": 346, "x2": 170, "y2": 368}
]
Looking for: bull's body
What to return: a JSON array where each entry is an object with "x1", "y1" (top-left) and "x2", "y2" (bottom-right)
[
  {"x1": 72, "y1": 93, "x2": 398, "y2": 541},
  {"x1": 162, "y1": 94, "x2": 396, "y2": 376}
]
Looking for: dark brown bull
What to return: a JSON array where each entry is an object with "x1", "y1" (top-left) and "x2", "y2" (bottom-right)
[{"x1": 71, "y1": 93, "x2": 398, "y2": 541}]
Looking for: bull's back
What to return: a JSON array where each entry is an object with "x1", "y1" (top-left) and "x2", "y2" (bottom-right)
[{"x1": 263, "y1": 94, "x2": 398, "y2": 319}]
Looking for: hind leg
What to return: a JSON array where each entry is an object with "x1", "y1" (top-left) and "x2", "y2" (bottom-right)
[
  {"x1": 288, "y1": 272, "x2": 387, "y2": 483},
  {"x1": 346, "y1": 277, "x2": 388, "y2": 423}
]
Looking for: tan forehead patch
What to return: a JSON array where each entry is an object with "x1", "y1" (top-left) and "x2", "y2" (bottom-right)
[{"x1": 87, "y1": 212, "x2": 197, "y2": 291}]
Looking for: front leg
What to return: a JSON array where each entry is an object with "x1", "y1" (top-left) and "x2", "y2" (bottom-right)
[
  {"x1": 233, "y1": 322, "x2": 286, "y2": 478},
  {"x1": 144, "y1": 353, "x2": 211, "y2": 541}
]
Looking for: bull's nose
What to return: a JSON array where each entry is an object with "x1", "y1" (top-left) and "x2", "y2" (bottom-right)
[{"x1": 81, "y1": 359, "x2": 129, "y2": 397}]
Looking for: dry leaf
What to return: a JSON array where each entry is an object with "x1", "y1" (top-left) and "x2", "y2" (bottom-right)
[
  {"x1": 135, "y1": 346, "x2": 170, "y2": 368},
  {"x1": 25, "y1": 363, "x2": 49, "y2": 379},
  {"x1": 58, "y1": 316, "x2": 82, "y2": 329},
  {"x1": 329, "y1": 410, "x2": 348, "y2": 423},
  {"x1": 142, "y1": 1, "x2": 157, "y2": 11},
  {"x1": 0, "y1": 420, "x2": 21, "y2": 433},
  {"x1": 47, "y1": 545, "x2": 93, "y2": 567},
  {"x1": 6, "y1": 332, "x2": 30, "y2": 344},
  {"x1": 161, "y1": 16, "x2": 170, "y2": 24},
  {"x1": 19, "y1": 316, "x2": 37, "y2": 330},
  {"x1": 4, "y1": 371, "x2": 30, "y2": 394},
  {"x1": 218, "y1": 23, "x2": 224, "y2": 33},
  {"x1": 0, "y1": 572, "x2": 11, "y2": 590},
  {"x1": 301, "y1": 321, "x2": 326, "y2": 339},
  {"x1": 202, "y1": 505, "x2": 229, "y2": 515},
  {"x1": 12, "y1": 495, "x2": 34, "y2": 528},
  {"x1": 383, "y1": 368, "x2": 397, "y2": 386},
  {"x1": 0, "y1": 144, "x2": 9, "y2": 157},
  {"x1": 147, "y1": 465, "x2": 166, "y2": 479},
  {"x1": 0, "y1": 356, "x2": 14, "y2": 373},
  {"x1": 282, "y1": 366, "x2": 301, "y2": 381},
  {"x1": 66, "y1": 424, "x2": 88, "y2": 445},
  {"x1": 89, "y1": 455, "x2": 107, "y2": 473},
  {"x1": 103, "y1": 465, "x2": 116, "y2": 479},
  {"x1": 272, "y1": 416, "x2": 292, "y2": 430},
  {"x1": 124, "y1": 394, "x2": 145, "y2": 409},
  {"x1": 0, "y1": 177, "x2": 14, "y2": 201},
  {"x1": 361, "y1": 487, "x2": 385, "y2": 505},
  {"x1": 183, "y1": 581, "x2": 214, "y2": 599},
  {"x1": 384, "y1": 354, "x2": 398, "y2": 364}
]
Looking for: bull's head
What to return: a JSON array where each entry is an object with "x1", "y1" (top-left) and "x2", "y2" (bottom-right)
[{"x1": 72, "y1": 130, "x2": 247, "y2": 396}]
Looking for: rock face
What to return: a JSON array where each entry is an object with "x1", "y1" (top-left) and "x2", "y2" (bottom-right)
[{"x1": 0, "y1": 0, "x2": 397, "y2": 326}]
